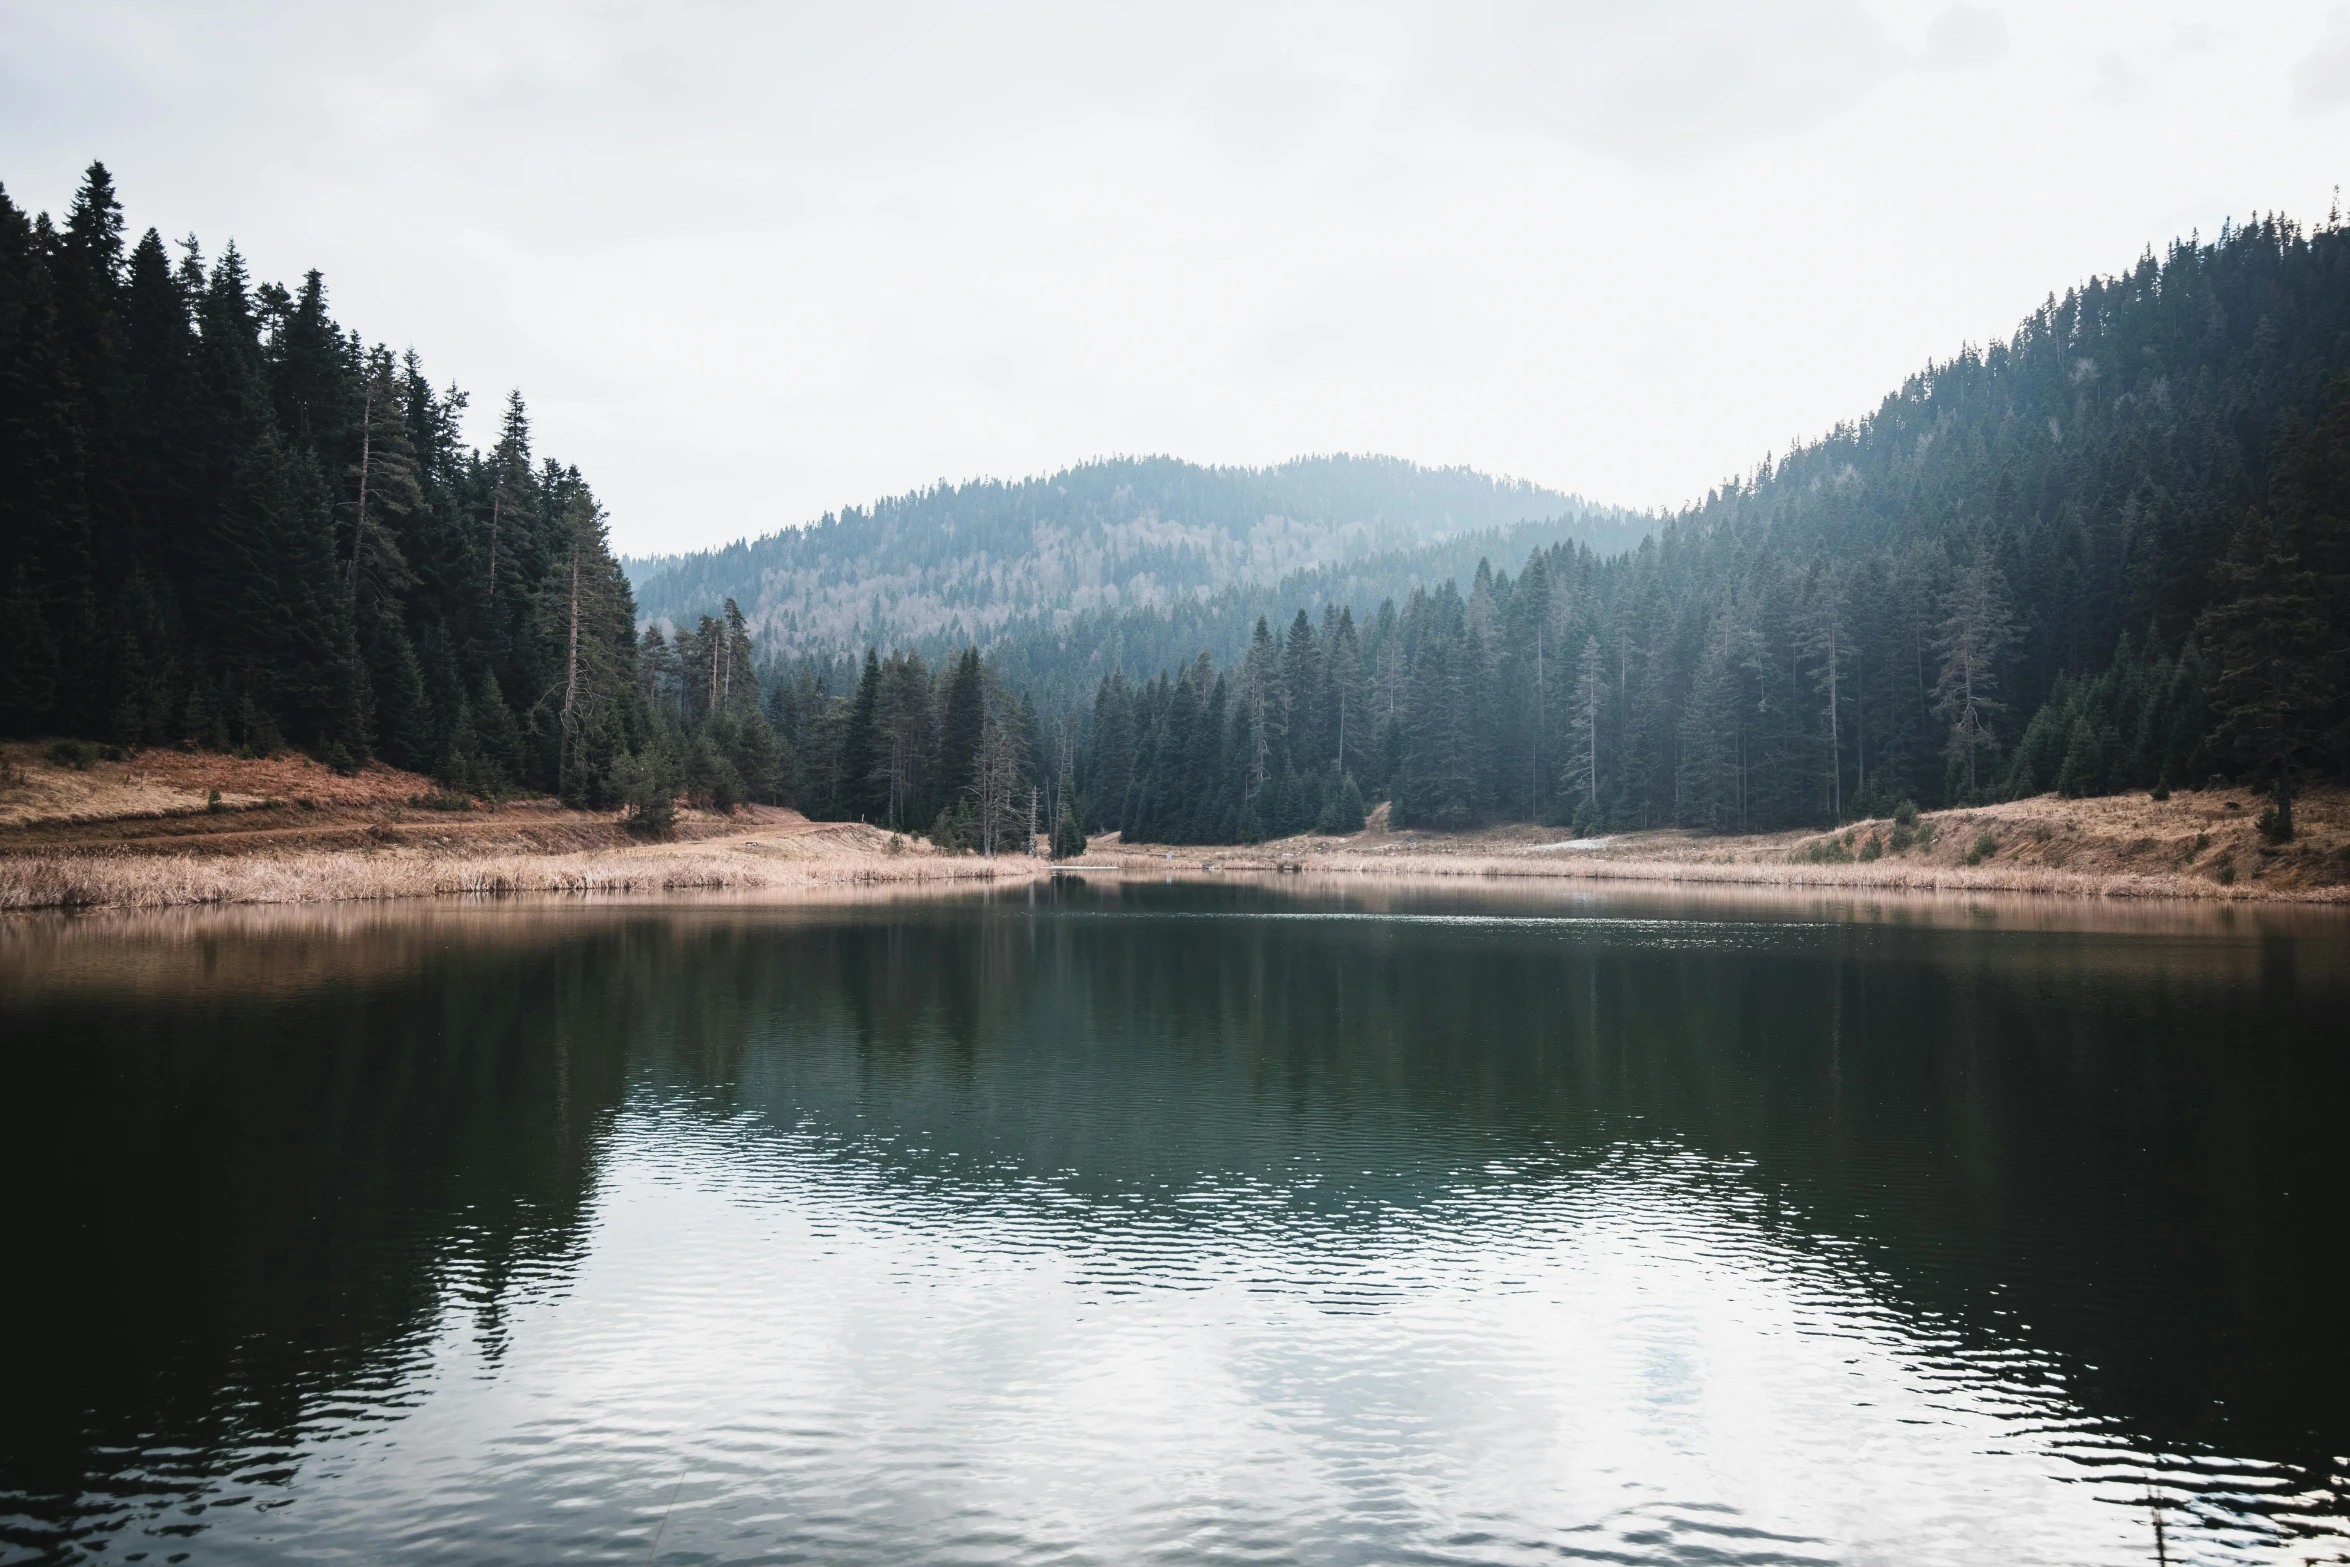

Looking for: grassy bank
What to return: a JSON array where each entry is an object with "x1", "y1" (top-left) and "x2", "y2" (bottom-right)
[
  {"x1": 0, "y1": 843, "x2": 1046, "y2": 912},
  {"x1": 0, "y1": 742, "x2": 1042, "y2": 911},
  {"x1": 1097, "y1": 784, "x2": 2350, "y2": 904},
  {"x1": 5, "y1": 741, "x2": 2344, "y2": 911}
]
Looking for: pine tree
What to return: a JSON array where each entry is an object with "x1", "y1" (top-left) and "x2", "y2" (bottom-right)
[
  {"x1": 1933, "y1": 551, "x2": 2017, "y2": 796},
  {"x1": 345, "y1": 348, "x2": 420, "y2": 604},
  {"x1": 1803, "y1": 563, "x2": 1848, "y2": 818},
  {"x1": 839, "y1": 647, "x2": 882, "y2": 820},
  {"x1": 1328, "y1": 605, "x2": 1367, "y2": 781},
  {"x1": 1050, "y1": 801, "x2": 1088, "y2": 859},
  {"x1": 0, "y1": 568, "x2": 59, "y2": 730},
  {"x1": 2201, "y1": 510, "x2": 2328, "y2": 838},
  {"x1": 1678, "y1": 611, "x2": 1744, "y2": 830},
  {"x1": 485, "y1": 391, "x2": 533, "y2": 648},
  {"x1": 0, "y1": 189, "x2": 97, "y2": 738},
  {"x1": 544, "y1": 484, "x2": 640, "y2": 805},
  {"x1": 934, "y1": 647, "x2": 985, "y2": 821},
  {"x1": 1085, "y1": 671, "x2": 1134, "y2": 831},
  {"x1": 1240, "y1": 616, "x2": 1277, "y2": 814},
  {"x1": 1562, "y1": 635, "x2": 1605, "y2": 821},
  {"x1": 1281, "y1": 608, "x2": 1322, "y2": 776},
  {"x1": 639, "y1": 624, "x2": 679, "y2": 715},
  {"x1": 873, "y1": 649, "x2": 932, "y2": 829}
]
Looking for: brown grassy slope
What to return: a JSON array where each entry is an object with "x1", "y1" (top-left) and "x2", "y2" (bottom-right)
[
  {"x1": 0, "y1": 743, "x2": 1046, "y2": 910},
  {"x1": 1100, "y1": 784, "x2": 2350, "y2": 902},
  {"x1": 0, "y1": 739, "x2": 430, "y2": 827}
]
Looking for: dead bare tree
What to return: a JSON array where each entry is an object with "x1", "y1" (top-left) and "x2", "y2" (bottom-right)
[{"x1": 969, "y1": 684, "x2": 1029, "y2": 858}]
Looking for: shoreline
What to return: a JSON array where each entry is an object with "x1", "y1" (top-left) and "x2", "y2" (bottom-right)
[
  {"x1": 1094, "y1": 848, "x2": 2350, "y2": 903},
  {"x1": 4, "y1": 743, "x2": 2344, "y2": 913},
  {"x1": 6, "y1": 822, "x2": 2344, "y2": 913}
]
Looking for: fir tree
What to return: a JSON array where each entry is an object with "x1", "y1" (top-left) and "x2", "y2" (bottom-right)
[
  {"x1": 2202, "y1": 511, "x2": 2329, "y2": 838},
  {"x1": 1933, "y1": 551, "x2": 2017, "y2": 797}
]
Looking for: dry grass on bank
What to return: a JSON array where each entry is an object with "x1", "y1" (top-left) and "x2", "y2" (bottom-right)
[
  {"x1": 1099, "y1": 784, "x2": 2350, "y2": 904},
  {"x1": 0, "y1": 838, "x2": 1045, "y2": 912},
  {"x1": 0, "y1": 738, "x2": 431, "y2": 827},
  {"x1": 7, "y1": 732, "x2": 2347, "y2": 911},
  {"x1": 0, "y1": 740, "x2": 1049, "y2": 912}
]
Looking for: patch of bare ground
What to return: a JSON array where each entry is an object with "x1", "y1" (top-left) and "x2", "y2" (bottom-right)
[{"x1": 1098, "y1": 784, "x2": 2350, "y2": 903}]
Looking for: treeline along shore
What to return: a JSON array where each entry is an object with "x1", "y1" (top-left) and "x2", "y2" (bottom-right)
[{"x1": 4, "y1": 162, "x2": 2348, "y2": 914}]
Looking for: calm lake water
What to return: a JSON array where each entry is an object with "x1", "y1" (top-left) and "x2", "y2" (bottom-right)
[{"x1": 3, "y1": 879, "x2": 2346, "y2": 1566}]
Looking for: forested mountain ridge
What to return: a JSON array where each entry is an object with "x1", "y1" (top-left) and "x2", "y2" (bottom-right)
[
  {"x1": 624, "y1": 456, "x2": 1640, "y2": 656},
  {"x1": 1061, "y1": 213, "x2": 2350, "y2": 844},
  {"x1": 968, "y1": 509, "x2": 1643, "y2": 713}
]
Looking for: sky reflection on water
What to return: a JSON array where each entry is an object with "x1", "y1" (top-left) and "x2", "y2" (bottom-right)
[{"x1": 3, "y1": 882, "x2": 2344, "y2": 1565}]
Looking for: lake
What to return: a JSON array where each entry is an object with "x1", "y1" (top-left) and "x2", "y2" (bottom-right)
[{"x1": 2, "y1": 879, "x2": 2345, "y2": 1566}]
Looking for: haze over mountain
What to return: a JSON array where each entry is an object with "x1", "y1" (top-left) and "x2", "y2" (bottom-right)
[{"x1": 623, "y1": 456, "x2": 1640, "y2": 663}]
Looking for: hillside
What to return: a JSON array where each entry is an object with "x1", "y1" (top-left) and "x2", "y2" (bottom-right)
[
  {"x1": 1076, "y1": 214, "x2": 2350, "y2": 846},
  {"x1": 623, "y1": 454, "x2": 1642, "y2": 658}
]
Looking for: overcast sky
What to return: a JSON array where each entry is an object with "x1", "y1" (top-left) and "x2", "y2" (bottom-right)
[{"x1": 4, "y1": 2, "x2": 2344, "y2": 556}]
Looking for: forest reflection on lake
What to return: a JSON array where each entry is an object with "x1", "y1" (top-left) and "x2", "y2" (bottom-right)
[{"x1": 2, "y1": 879, "x2": 2345, "y2": 1566}]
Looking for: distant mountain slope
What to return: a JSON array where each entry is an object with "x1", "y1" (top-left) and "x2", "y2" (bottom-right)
[{"x1": 623, "y1": 454, "x2": 1641, "y2": 652}]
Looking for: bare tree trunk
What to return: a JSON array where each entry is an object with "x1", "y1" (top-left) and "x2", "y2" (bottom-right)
[
  {"x1": 970, "y1": 707, "x2": 1024, "y2": 858},
  {"x1": 487, "y1": 491, "x2": 500, "y2": 603}
]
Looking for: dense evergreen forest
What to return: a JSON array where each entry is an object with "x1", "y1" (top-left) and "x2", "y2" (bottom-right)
[
  {"x1": 6, "y1": 163, "x2": 2344, "y2": 850},
  {"x1": 1068, "y1": 214, "x2": 2350, "y2": 842},
  {"x1": 1079, "y1": 217, "x2": 2350, "y2": 841},
  {"x1": 0, "y1": 163, "x2": 790, "y2": 819},
  {"x1": 760, "y1": 213, "x2": 2350, "y2": 846}
]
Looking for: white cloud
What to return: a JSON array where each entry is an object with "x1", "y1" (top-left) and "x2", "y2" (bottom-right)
[
  {"x1": 1922, "y1": 5, "x2": 2011, "y2": 70},
  {"x1": 1, "y1": 0, "x2": 2340, "y2": 554},
  {"x1": 2294, "y1": 9, "x2": 2350, "y2": 111}
]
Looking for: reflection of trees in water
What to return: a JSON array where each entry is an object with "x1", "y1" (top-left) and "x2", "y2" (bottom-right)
[
  {"x1": 658, "y1": 903, "x2": 2348, "y2": 1486},
  {"x1": 3, "y1": 898, "x2": 2342, "y2": 1556},
  {"x1": 0, "y1": 933, "x2": 642, "y2": 1557}
]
